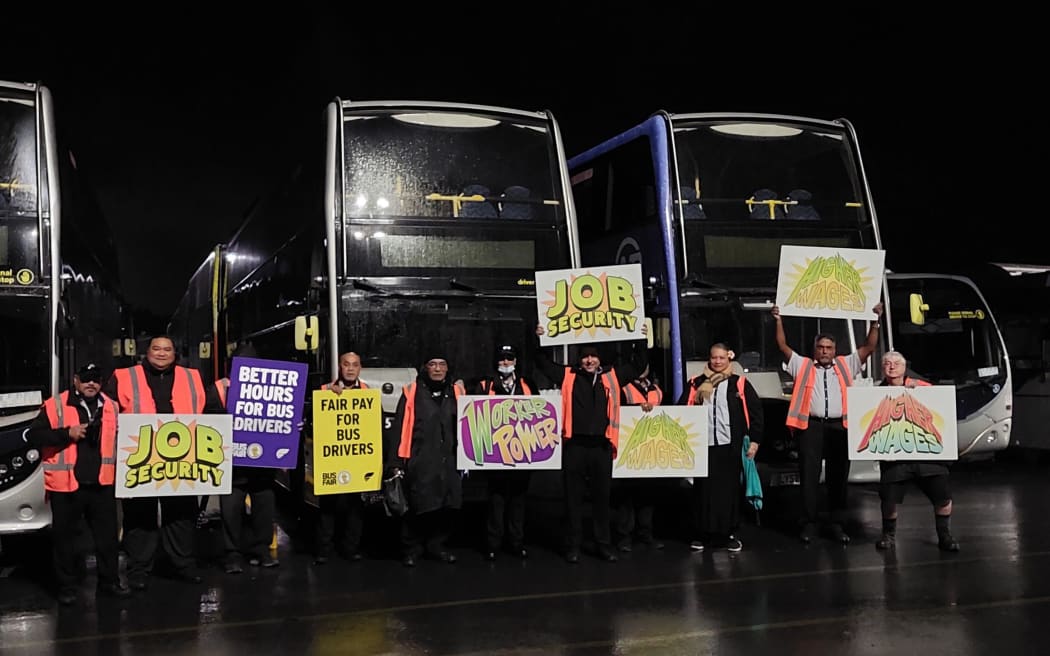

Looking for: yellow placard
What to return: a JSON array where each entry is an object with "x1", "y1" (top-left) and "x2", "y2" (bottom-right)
[{"x1": 311, "y1": 388, "x2": 383, "y2": 494}]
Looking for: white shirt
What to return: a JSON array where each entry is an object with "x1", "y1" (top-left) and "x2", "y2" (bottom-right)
[
  {"x1": 706, "y1": 379, "x2": 732, "y2": 446},
  {"x1": 787, "y1": 351, "x2": 863, "y2": 419}
]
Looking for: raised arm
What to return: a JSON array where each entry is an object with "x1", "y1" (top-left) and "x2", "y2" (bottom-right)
[
  {"x1": 533, "y1": 323, "x2": 569, "y2": 383},
  {"x1": 856, "y1": 302, "x2": 884, "y2": 362},
  {"x1": 771, "y1": 306, "x2": 794, "y2": 362}
]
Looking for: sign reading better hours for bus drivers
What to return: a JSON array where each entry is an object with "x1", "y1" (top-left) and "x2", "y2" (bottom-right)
[
  {"x1": 115, "y1": 414, "x2": 233, "y2": 498},
  {"x1": 311, "y1": 388, "x2": 383, "y2": 494},
  {"x1": 228, "y1": 356, "x2": 308, "y2": 468},
  {"x1": 535, "y1": 263, "x2": 646, "y2": 346}
]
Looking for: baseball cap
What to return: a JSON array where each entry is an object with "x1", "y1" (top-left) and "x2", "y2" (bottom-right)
[
  {"x1": 496, "y1": 345, "x2": 517, "y2": 360},
  {"x1": 77, "y1": 363, "x2": 103, "y2": 383}
]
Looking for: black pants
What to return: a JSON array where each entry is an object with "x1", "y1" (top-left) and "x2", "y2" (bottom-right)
[
  {"x1": 563, "y1": 437, "x2": 613, "y2": 551},
  {"x1": 486, "y1": 471, "x2": 530, "y2": 551},
  {"x1": 401, "y1": 508, "x2": 456, "y2": 558},
  {"x1": 798, "y1": 419, "x2": 850, "y2": 524},
  {"x1": 122, "y1": 496, "x2": 198, "y2": 577},
  {"x1": 220, "y1": 474, "x2": 276, "y2": 561},
  {"x1": 315, "y1": 493, "x2": 364, "y2": 558},
  {"x1": 50, "y1": 485, "x2": 120, "y2": 590},
  {"x1": 612, "y1": 479, "x2": 657, "y2": 543}
]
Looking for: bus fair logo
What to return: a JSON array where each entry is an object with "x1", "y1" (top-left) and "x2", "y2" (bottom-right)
[
  {"x1": 785, "y1": 253, "x2": 872, "y2": 313},
  {"x1": 123, "y1": 419, "x2": 228, "y2": 490},
  {"x1": 616, "y1": 412, "x2": 699, "y2": 470},
  {"x1": 460, "y1": 397, "x2": 560, "y2": 466},
  {"x1": 855, "y1": 392, "x2": 945, "y2": 455},
  {"x1": 542, "y1": 271, "x2": 639, "y2": 338}
]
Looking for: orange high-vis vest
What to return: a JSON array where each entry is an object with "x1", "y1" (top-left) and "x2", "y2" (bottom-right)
[
  {"x1": 686, "y1": 376, "x2": 751, "y2": 427},
  {"x1": 41, "y1": 391, "x2": 118, "y2": 492},
  {"x1": 622, "y1": 382, "x2": 662, "y2": 406},
  {"x1": 114, "y1": 364, "x2": 206, "y2": 414},
  {"x1": 480, "y1": 378, "x2": 533, "y2": 395},
  {"x1": 397, "y1": 381, "x2": 465, "y2": 459},
  {"x1": 215, "y1": 378, "x2": 230, "y2": 407},
  {"x1": 322, "y1": 380, "x2": 369, "y2": 391},
  {"x1": 786, "y1": 356, "x2": 852, "y2": 430},
  {"x1": 561, "y1": 368, "x2": 621, "y2": 452}
]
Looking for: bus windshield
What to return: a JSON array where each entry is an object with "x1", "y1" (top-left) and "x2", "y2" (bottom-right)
[
  {"x1": 674, "y1": 118, "x2": 874, "y2": 282},
  {"x1": 2, "y1": 95, "x2": 41, "y2": 273},
  {"x1": 0, "y1": 294, "x2": 48, "y2": 396},
  {"x1": 887, "y1": 276, "x2": 1007, "y2": 389},
  {"x1": 341, "y1": 109, "x2": 569, "y2": 284}
]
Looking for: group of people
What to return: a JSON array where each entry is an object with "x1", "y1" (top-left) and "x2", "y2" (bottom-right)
[{"x1": 26, "y1": 305, "x2": 961, "y2": 605}]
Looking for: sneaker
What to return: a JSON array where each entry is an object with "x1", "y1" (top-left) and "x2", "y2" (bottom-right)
[
  {"x1": 224, "y1": 559, "x2": 244, "y2": 574},
  {"x1": 596, "y1": 546, "x2": 618, "y2": 562},
  {"x1": 876, "y1": 534, "x2": 896, "y2": 550},
  {"x1": 725, "y1": 536, "x2": 742, "y2": 552},
  {"x1": 97, "y1": 582, "x2": 132, "y2": 599},
  {"x1": 617, "y1": 539, "x2": 633, "y2": 553},
  {"x1": 253, "y1": 554, "x2": 279, "y2": 568},
  {"x1": 938, "y1": 534, "x2": 960, "y2": 552},
  {"x1": 829, "y1": 523, "x2": 851, "y2": 545},
  {"x1": 800, "y1": 523, "x2": 817, "y2": 544},
  {"x1": 689, "y1": 540, "x2": 705, "y2": 552}
]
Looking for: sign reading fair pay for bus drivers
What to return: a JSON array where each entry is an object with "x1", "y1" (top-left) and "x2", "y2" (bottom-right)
[
  {"x1": 312, "y1": 388, "x2": 383, "y2": 494},
  {"x1": 536, "y1": 263, "x2": 646, "y2": 347}
]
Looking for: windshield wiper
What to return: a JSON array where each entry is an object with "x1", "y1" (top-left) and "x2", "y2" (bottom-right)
[{"x1": 449, "y1": 278, "x2": 478, "y2": 293}]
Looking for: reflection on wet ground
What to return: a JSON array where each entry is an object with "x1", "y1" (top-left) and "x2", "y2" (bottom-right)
[{"x1": 2, "y1": 457, "x2": 1049, "y2": 654}]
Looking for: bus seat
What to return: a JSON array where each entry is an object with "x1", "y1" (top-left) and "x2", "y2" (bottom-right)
[
  {"x1": 747, "y1": 188, "x2": 785, "y2": 220},
  {"x1": 460, "y1": 184, "x2": 497, "y2": 218},
  {"x1": 679, "y1": 185, "x2": 707, "y2": 219},
  {"x1": 499, "y1": 185, "x2": 533, "y2": 220},
  {"x1": 785, "y1": 188, "x2": 820, "y2": 221}
]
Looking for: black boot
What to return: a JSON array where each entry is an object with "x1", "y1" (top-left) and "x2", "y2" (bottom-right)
[
  {"x1": 936, "y1": 515, "x2": 959, "y2": 552},
  {"x1": 876, "y1": 518, "x2": 897, "y2": 550}
]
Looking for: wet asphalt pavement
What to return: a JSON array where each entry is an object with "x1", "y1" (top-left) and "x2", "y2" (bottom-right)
[{"x1": 2, "y1": 453, "x2": 1049, "y2": 655}]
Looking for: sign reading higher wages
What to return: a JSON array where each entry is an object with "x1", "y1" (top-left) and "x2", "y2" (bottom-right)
[
  {"x1": 312, "y1": 388, "x2": 382, "y2": 494},
  {"x1": 228, "y1": 357, "x2": 308, "y2": 468}
]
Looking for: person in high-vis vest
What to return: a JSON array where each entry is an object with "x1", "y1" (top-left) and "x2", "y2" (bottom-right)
[
  {"x1": 103, "y1": 335, "x2": 220, "y2": 589},
  {"x1": 612, "y1": 365, "x2": 665, "y2": 553},
  {"x1": 678, "y1": 343, "x2": 764, "y2": 553},
  {"x1": 874, "y1": 350, "x2": 959, "y2": 553},
  {"x1": 474, "y1": 344, "x2": 537, "y2": 562},
  {"x1": 26, "y1": 363, "x2": 131, "y2": 605},
  {"x1": 314, "y1": 351, "x2": 369, "y2": 565},
  {"x1": 533, "y1": 325, "x2": 648, "y2": 564},
  {"x1": 212, "y1": 343, "x2": 280, "y2": 574},
  {"x1": 773, "y1": 303, "x2": 882, "y2": 545},
  {"x1": 386, "y1": 353, "x2": 465, "y2": 567}
]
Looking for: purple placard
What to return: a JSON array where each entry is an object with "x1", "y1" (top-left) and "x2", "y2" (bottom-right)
[{"x1": 228, "y1": 356, "x2": 308, "y2": 468}]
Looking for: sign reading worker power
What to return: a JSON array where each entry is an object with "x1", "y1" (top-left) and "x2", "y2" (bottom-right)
[
  {"x1": 312, "y1": 388, "x2": 383, "y2": 494},
  {"x1": 115, "y1": 414, "x2": 233, "y2": 498},
  {"x1": 228, "y1": 356, "x2": 308, "y2": 468},
  {"x1": 456, "y1": 395, "x2": 562, "y2": 470},
  {"x1": 613, "y1": 406, "x2": 708, "y2": 478},
  {"x1": 535, "y1": 264, "x2": 646, "y2": 346},
  {"x1": 847, "y1": 386, "x2": 958, "y2": 461},
  {"x1": 775, "y1": 245, "x2": 886, "y2": 320}
]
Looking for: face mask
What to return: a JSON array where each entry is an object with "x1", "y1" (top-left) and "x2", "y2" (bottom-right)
[{"x1": 498, "y1": 365, "x2": 515, "y2": 375}]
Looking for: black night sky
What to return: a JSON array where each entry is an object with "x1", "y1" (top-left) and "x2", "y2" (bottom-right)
[{"x1": 2, "y1": 9, "x2": 1035, "y2": 325}]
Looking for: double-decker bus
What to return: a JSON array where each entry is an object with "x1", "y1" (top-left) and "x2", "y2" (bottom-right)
[
  {"x1": 567, "y1": 112, "x2": 1011, "y2": 486},
  {"x1": 1, "y1": 81, "x2": 131, "y2": 538},
  {"x1": 168, "y1": 100, "x2": 580, "y2": 503}
]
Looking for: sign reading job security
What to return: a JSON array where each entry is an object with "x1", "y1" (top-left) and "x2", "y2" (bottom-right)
[
  {"x1": 613, "y1": 406, "x2": 708, "y2": 478},
  {"x1": 775, "y1": 245, "x2": 886, "y2": 321},
  {"x1": 312, "y1": 388, "x2": 382, "y2": 494},
  {"x1": 536, "y1": 264, "x2": 646, "y2": 346},
  {"x1": 228, "y1": 356, "x2": 308, "y2": 468},
  {"x1": 457, "y1": 395, "x2": 562, "y2": 470},
  {"x1": 115, "y1": 414, "x2": 233, "y2": 498},
  {"x1": 847, "y1": 386, "x2": 958, "y2": 461}
]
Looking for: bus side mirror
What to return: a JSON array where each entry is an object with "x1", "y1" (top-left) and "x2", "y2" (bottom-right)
[
  {"x1": 124, "y1": 339, "x2": 137, "y2": 356},
  {"x1": 295, "y1": 315, "x2": 318, "y2": 352},
  {"x1": 909, "y1": 293, "x2": 929, "y2": 325}
]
